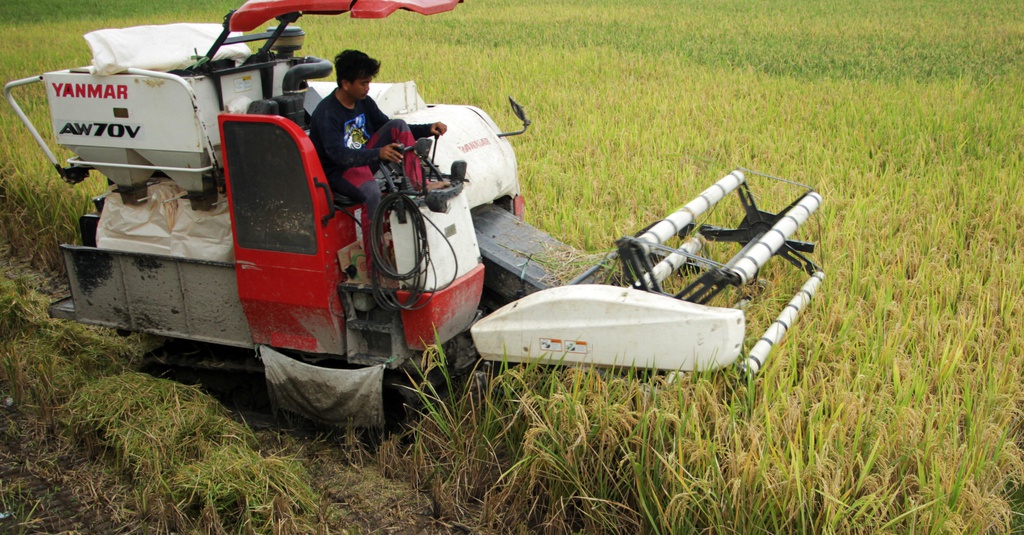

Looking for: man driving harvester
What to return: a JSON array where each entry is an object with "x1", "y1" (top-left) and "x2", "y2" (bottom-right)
[{"x1": 309, "y1": 49, "x2": 447, "y2": 227}]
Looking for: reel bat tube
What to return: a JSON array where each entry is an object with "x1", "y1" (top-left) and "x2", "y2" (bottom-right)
[
  {"x1": 741, "y1": 270, "x2": 825, "y2": 376},
  {"x1": 640, "y1": 237, "x2": 703, "y2": 288},
  {"x1": 636, "y1": 170, "x2": 746, "y2": 251}
]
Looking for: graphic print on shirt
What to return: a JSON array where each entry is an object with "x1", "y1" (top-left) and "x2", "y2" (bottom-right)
[{"x1": 344, "y1": 114, "x2": 370, "y2": 149}]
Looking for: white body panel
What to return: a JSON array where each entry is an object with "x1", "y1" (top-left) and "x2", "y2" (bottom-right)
[
  {"x1": 222, "y1": 69, "x2": 266, "y2": 111},
  {"x1": 45, "y1": 61, "x2": 298, "y2": 196},
  {"x1": 45, "y1": 69, "x2": 223, "y2": 192},
  {"x1": 368, "y1": 82, "x2": 427, "y2": 115},
  {"x1": 471, "y1": 285, "x2": 746, "y2": 372},
  {"x1": 399, "y1": 104, "x2": 520, "y2": 209},
  {"x1": 308, "y1": 81, "x2": 427, "y2": 116},
  {"x1": 391, "y1": 191, "x2": 481, "y2": 291},
  {"x1": 47, "y1": 70, "x2": 207, "y2": 153}
]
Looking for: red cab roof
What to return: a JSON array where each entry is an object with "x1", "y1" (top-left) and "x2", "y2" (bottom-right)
[{"x1": 230, "y1": 0, "x2": 462, "y2": 32}]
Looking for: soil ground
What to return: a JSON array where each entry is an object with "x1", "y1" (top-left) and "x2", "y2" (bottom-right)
[{"x1": 0, "y1": 403, "x2": 128, "y2": 534}]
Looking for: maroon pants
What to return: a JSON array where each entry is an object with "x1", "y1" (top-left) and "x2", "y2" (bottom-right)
[
  {"x1": 335, "y1": 119, "x2": 422, "y2": 268},
  {"x1": 336, "y1": 119, "x2": 422, "y2": 223}
]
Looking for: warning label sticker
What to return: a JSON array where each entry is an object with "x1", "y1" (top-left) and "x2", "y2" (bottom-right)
[
  {"x1": 539, "y1": 338, "x2": 562, "y2": 352},
  {"x1": 234, "y1": 76, "x2": 254, "y2": 93},
  {"x1": 565, "y1": 340, "x2": 588, "y2": 354},
  {"x1": 539, "y1": 338, "x2": 589, "y2": 354}
]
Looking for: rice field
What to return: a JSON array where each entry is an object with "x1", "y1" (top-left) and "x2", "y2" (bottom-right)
[{"x1": 1, "y1": 0, "x2": 1023, "y2": 532}]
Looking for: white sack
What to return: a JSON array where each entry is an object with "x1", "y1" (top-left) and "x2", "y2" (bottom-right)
[
  {"x1": 97, "y1": 180, "x2": 234, "y2": 262},
  {"x1": 96, "y1": 181, "x2": 181, "y2": 255},
  {"x1": 85, "y1": 23, "x2": 252, "y2": 76},
  {"x1": 170, "y1": 198, "x2": 234, "y2": 263}
]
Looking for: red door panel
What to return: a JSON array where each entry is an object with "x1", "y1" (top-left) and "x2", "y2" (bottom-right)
[{"x1": 219, "y1": 114, "x2": 354, "y2": 355}]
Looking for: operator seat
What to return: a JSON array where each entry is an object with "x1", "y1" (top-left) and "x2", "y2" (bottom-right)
[{"x1": 331, "y1": 192, "x2": 361, "y2": 210}]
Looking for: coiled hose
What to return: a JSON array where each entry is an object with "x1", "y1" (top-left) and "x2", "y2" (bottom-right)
[{"x1": 369, "y1": 192, "x2": 430, "y2": 310}]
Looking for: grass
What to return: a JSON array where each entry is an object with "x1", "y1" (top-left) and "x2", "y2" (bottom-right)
[
  {"x1": 2, "y1": 0, "x2": 1023, "y2": 532},
  {"x1": 0, "y1": 0, "x2": 239, "y2": 25}
]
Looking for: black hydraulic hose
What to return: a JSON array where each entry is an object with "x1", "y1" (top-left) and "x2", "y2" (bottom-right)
[
  {"x1": 368, "y1": 149, "x2": 465, "y2": 310},
  {"x1": 371, "y1": 193, "x2": 425, "y2": 281},
  {"x1": 370, "y1": 193, "x2": 429, "y2": 310}
]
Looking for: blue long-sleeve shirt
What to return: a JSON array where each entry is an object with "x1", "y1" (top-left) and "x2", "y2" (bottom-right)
[{"x1": 308, "y1": 93, "x2": 431, "y2": 183}]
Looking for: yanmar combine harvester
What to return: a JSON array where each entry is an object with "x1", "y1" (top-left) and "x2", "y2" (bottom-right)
[{"x1": 5, "y1": 0, "x2": 824, "y2": 426}]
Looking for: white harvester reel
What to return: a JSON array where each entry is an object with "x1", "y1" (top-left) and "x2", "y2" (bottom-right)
[{"x1": 471, "y1": 169, "x2": 825, "y2": 377}]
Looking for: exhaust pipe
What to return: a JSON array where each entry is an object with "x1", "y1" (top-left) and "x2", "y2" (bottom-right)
[{"x1": 282, "y1": 56, "x2": 333, "y2": 92}]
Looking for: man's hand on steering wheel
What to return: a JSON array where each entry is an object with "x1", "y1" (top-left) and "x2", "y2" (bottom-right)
[{"x1": 379, "y1": 143, "x2": 404, "y2": 163}]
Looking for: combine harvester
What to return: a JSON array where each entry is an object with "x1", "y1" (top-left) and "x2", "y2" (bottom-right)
[{"x1": 5, "y1": 0, "x2": 824, "y2": 426}]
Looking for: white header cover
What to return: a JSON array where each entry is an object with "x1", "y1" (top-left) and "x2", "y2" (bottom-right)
[{"x1": 85, "y1": 23, "x2": 252, "y2": 76}]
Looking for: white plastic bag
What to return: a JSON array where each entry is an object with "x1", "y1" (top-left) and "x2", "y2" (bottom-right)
[{"x1": 85, "y1": 23, "x2": 251, "y2": 76}]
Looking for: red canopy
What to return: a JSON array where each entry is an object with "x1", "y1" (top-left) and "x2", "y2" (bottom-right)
[{"x1": 230, "y1": 0, "x2": 462, "y2": 32}]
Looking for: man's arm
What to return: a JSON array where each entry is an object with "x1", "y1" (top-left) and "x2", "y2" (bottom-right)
[
  {"x1": 410, "y1": 122, "x2": 447, "y2": 139},
  {"x1": 363, "y1": 96, "x2": 446, "y2": 140}
]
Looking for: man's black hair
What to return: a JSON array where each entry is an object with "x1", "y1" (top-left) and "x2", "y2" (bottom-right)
[{"x1": 334, "y1": 50, "x2": 381, "y2": 86}]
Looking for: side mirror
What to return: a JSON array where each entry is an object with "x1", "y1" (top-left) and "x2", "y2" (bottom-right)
[
  {"x1": 498, "y1": 96, "x2": 531, "y2": 138},
  {"x1": 510, "y1": 97, "x2": 530, "y2": 124}
]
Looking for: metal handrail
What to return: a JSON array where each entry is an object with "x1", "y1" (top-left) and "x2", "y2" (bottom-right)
[
  {"x1": 4, "y1": 75, "x2": 61, "y2": 168},
  {"x1": 66, "y1": 156, "x2": 213, "y2": 174}
]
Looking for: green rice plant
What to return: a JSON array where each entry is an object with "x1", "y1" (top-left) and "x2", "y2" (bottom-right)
[
  {"x1": 485, "y1": 366, "x2": 653, "y2": 532},
  {"x1": 0, "y1": 273, "x2": 324, "y2": 532},
  {"x1": 0, "y1": 275, "x2": 138, "y2": 411},
  {"x1": 0, "y1": 168, "x2": 99, "y2": 271},
  {"x1": 0, "y1": 0, "x2": 238, "y2": 25},
  {"x1": 407, "y1": 346, "x2": 511, "y2": 517},
  {"x1": 413, "y1": 355, "x2": 1023, "y2": 533},
  {"x1": 64, "y1": 373, "x2": 255, "y2": 481},
  {"x1": 0, "y1": 276, "x2": 43, "y2": 341},
  {"x1": 0, "y1": 480, "x2": 42, "y2": 534}
]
